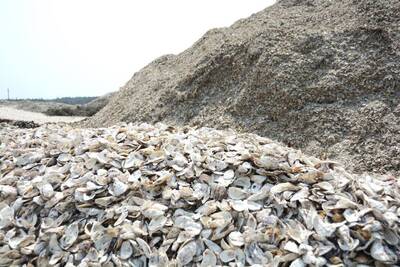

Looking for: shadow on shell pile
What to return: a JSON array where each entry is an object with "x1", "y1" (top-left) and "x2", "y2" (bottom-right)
[{"x1": 0, "y1": 123, "x2": 399, "y2": 266}]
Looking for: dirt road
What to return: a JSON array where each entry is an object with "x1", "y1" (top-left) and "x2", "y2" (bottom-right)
[{"x1": 0, "y1": 106, "x2": 85, "y2": 124}]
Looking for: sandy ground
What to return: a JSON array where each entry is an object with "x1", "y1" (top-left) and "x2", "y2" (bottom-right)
[{"x1": 0, "y1": 106, "x2": 85, "y2": 124}]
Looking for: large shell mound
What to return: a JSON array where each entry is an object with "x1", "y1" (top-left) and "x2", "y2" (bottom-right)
[
  {"x1": 0, "y1": 123, "x2": 399, "y2": 266},
  {"x1": 86, "y1": 0, "x2": 400, "y2": 175}
]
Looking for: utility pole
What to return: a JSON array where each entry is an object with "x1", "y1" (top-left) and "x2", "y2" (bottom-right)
[{"x1": 7, "y1": 88, "x2": 10, "y2": 100}]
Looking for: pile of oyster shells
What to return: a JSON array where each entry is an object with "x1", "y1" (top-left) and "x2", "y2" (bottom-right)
[{"x1": 0, "y1": 122, "x2": 399, "y2": 266}]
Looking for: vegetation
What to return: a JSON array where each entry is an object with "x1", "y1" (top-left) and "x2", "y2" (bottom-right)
[
  {"x1": 51, "y1": 97, "x2": 97, "y2": 105},
  {"x1": 7, "y1": 96, "x2": 97, "y2": 105},
  {"x1": 45, "y1": 104, "x2": 100, "y2": 117}
]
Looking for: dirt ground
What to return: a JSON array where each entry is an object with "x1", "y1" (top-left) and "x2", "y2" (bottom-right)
[{"x1": 0, "y1": 106, "x2": 85, "y2": 124}]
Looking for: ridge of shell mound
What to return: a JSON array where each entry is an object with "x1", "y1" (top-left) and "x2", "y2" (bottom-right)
[{"x1": 0, "y1": 123, "x2": 399, "y2": 266}]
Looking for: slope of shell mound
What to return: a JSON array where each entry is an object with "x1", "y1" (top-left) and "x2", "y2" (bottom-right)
[{"x1": 0, "y1": 123, "x2": 399, "y2": 266}]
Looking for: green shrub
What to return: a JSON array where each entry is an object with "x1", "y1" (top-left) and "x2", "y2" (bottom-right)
[{"x1": 45, "y1": 105, "x2": 102, "y2": 117}]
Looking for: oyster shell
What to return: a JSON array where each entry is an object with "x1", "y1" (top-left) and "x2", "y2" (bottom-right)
[
  {"x1": 177, "y1": 240, "x2": 197, "y2": 265},
  {"x1": 0, "y1": 122, "x2": 398, "y2": 266}
]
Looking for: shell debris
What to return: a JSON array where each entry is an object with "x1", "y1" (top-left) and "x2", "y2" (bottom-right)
[{"x1": 0, "y1": 122, "x2": 399, "y2": 266}]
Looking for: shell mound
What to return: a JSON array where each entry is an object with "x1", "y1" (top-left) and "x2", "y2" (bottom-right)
[
  {"x1": 0, "y1": 123, "x2": 399, "y2": 266},
  {"x1": 86, "y1": 0, "x2": 400, "y2": 175}
]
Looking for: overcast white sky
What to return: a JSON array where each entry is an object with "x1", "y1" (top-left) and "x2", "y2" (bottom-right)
[{"x1": 0, "y1": 1, "x2": 275, "y2": 99}]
